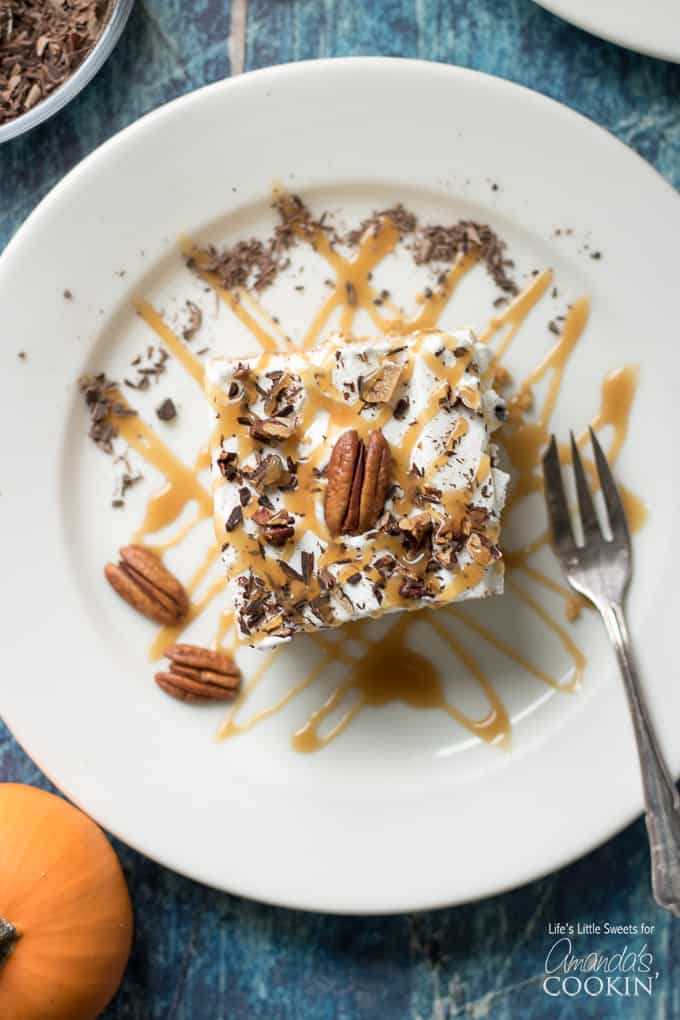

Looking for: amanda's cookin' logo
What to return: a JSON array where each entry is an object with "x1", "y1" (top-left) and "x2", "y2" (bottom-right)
[{"x1": 543, "y1": 932, "x2": 660, "y2": 999}]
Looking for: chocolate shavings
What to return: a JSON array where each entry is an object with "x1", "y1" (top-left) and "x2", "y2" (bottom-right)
[{"x1": 0, "y1": 1, "x2": 108, "y2": 127}]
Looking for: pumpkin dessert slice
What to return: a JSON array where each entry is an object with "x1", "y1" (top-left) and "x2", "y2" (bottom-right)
[{"x1": 205, "y1": 330, "x2": 508, "y2": 647}]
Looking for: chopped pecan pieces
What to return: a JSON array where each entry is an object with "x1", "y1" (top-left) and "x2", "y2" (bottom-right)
[
  {"x1": 155, "y1": 643, "x2": 240, "y2": 703},
  {"x1": 359, "y1": 361, "x2": 403, "y2": 404},
  {"x1": 398, "y1": 512, "x2": 433, "y2": 543},
  {"x1": 105, "y1": 545, "x2": 189, "y2": 625},
  {"x1": 379, "y1": 512, "x2": 401, "y2": 536},
  {"x1": 241, "y1": 453, "x2": 287, "y2": 491},
  {"x1": 418, "y1": 486, "x2": 442, "y2": 505},
  {"x1": 260, "y1": 613, "x2": 285, "y2": 634},
  {"x1": 263, "y1": 372, "x2": 297, "y2": 415},
  {"x1": 465, "y1": 507, "x2": 490, "y2": 531},
  {"x1": 435, "y1": 516, "x2": 464, "y2": 545},
  {"x1": 466, "y1": 532, "x2": 492, "y2": 565},
  {"x1": 252, "y1": 507, "x2": 295, "y2": 546},
  {"x1": 433, "y1": 546, "x2": 459, "y2": 569},
  {"x1": 399, "y1": 577, "x2": 430, "y2": 600},
  {"x1": 249, "y1": 416, "x2": 296, "y2": 442},
  {"x1": 324, "y1": 429, "x2": 391, "y2": 536}
]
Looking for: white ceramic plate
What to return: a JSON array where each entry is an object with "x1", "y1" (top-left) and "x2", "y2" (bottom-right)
[
  {"x1": 2, "y1": 59, "x2": 679, "y2": 914},
  {"x1": 534, "y1": 0, "x2": 680, "y2": 63}
]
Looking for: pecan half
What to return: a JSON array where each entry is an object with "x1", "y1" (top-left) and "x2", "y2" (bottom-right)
[
  {"x1": 324, "y1": 429, "x2": 391, "y2": 536},
  {"x1": 155, "y1": 643, "x2": 241, "y2": 703},
  {"x1": 356, "y1": 431, "x2": 392, "y2": 533},
  {"x1": 105, "y1": 546, "x2": 189, "y2": 625}
]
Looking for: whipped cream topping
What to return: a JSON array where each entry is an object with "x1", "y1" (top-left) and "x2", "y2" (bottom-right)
[{"x1": 206, "y1": 329, "x2": 508, "y2": 647}]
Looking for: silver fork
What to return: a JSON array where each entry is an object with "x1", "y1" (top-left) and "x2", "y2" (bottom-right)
[{"x1": 542, "y1": 428, "x2": 680, "y2": 917}]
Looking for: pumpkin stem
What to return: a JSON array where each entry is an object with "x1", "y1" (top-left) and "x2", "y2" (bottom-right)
[{"x1": 0, "y1": 916, "x2": 20, "y2": 964}]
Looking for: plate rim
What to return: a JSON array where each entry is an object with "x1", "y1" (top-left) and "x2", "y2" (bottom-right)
[
  {"x1": 2, "y1": 56, "x2": 679, "y2": 914},
  {"x1": 4, "y1": 55, "x2": 680, "y2": 262},
  {"x1": 532, "y1": 0, "x2": 680, "y2": 65}
]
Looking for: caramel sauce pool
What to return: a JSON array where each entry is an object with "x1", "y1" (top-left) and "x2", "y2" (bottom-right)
[
  {"x1": 111, "y1": 191, "x2": 647, "y2": 753},
  {"x1": 292, "y1": 626, "x2": 456, "y2": 754}
]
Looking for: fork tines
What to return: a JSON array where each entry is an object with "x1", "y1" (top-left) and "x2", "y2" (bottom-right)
[{"x1": 542, "y1": 429, "x2": 631, "y2": 553}]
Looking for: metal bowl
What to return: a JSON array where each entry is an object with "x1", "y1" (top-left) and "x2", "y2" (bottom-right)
[{"x1": 0, "y1": 0, "x2": 135, "y2": 145}]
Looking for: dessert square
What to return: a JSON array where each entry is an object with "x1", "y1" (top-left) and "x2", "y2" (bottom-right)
[{"x1": 205, "y1": 329, "x2": 508, "y2": 647}]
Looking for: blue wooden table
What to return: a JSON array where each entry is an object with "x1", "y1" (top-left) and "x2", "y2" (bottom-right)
[{"x1": 1, "y1": 2, "x2": 679, "y2": 1016}]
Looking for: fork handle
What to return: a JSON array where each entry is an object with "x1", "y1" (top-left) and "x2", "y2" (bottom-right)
[{"x1": 602, "y1": 601, "x2": 680, "y2": 917}]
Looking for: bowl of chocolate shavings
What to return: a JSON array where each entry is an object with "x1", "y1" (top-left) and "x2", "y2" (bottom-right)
[{"x1": 0, "y1": 0, "x2": 135, "y2": 144}]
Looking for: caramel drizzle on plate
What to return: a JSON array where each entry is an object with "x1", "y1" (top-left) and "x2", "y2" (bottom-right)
[{"x1": 112, "y1": 195, "x2": 647, "y2": 752}]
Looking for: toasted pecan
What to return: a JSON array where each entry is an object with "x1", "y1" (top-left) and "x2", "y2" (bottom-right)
[
  {"x1": 324, "y1": 429, "x2": 391, "y2": 536},
  {"x1": 105, "y1": 546, "x2": 188, "y2": 625}
]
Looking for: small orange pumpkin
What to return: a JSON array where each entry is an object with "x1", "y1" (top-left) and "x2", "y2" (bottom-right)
[{"x1": 0, "y1": 784, "x2": 133, "y2": 1020}]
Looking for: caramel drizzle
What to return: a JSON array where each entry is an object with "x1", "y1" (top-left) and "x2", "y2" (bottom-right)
[
  {"x1": 292, "y1": 612, "x2": 510, "y2": 754},
  {"x1": 205, "y1": 322, "x2": 486, "y2": 619},
  {"x1": 114, "y1": 195, "x2": 647, "y2": 753}
]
